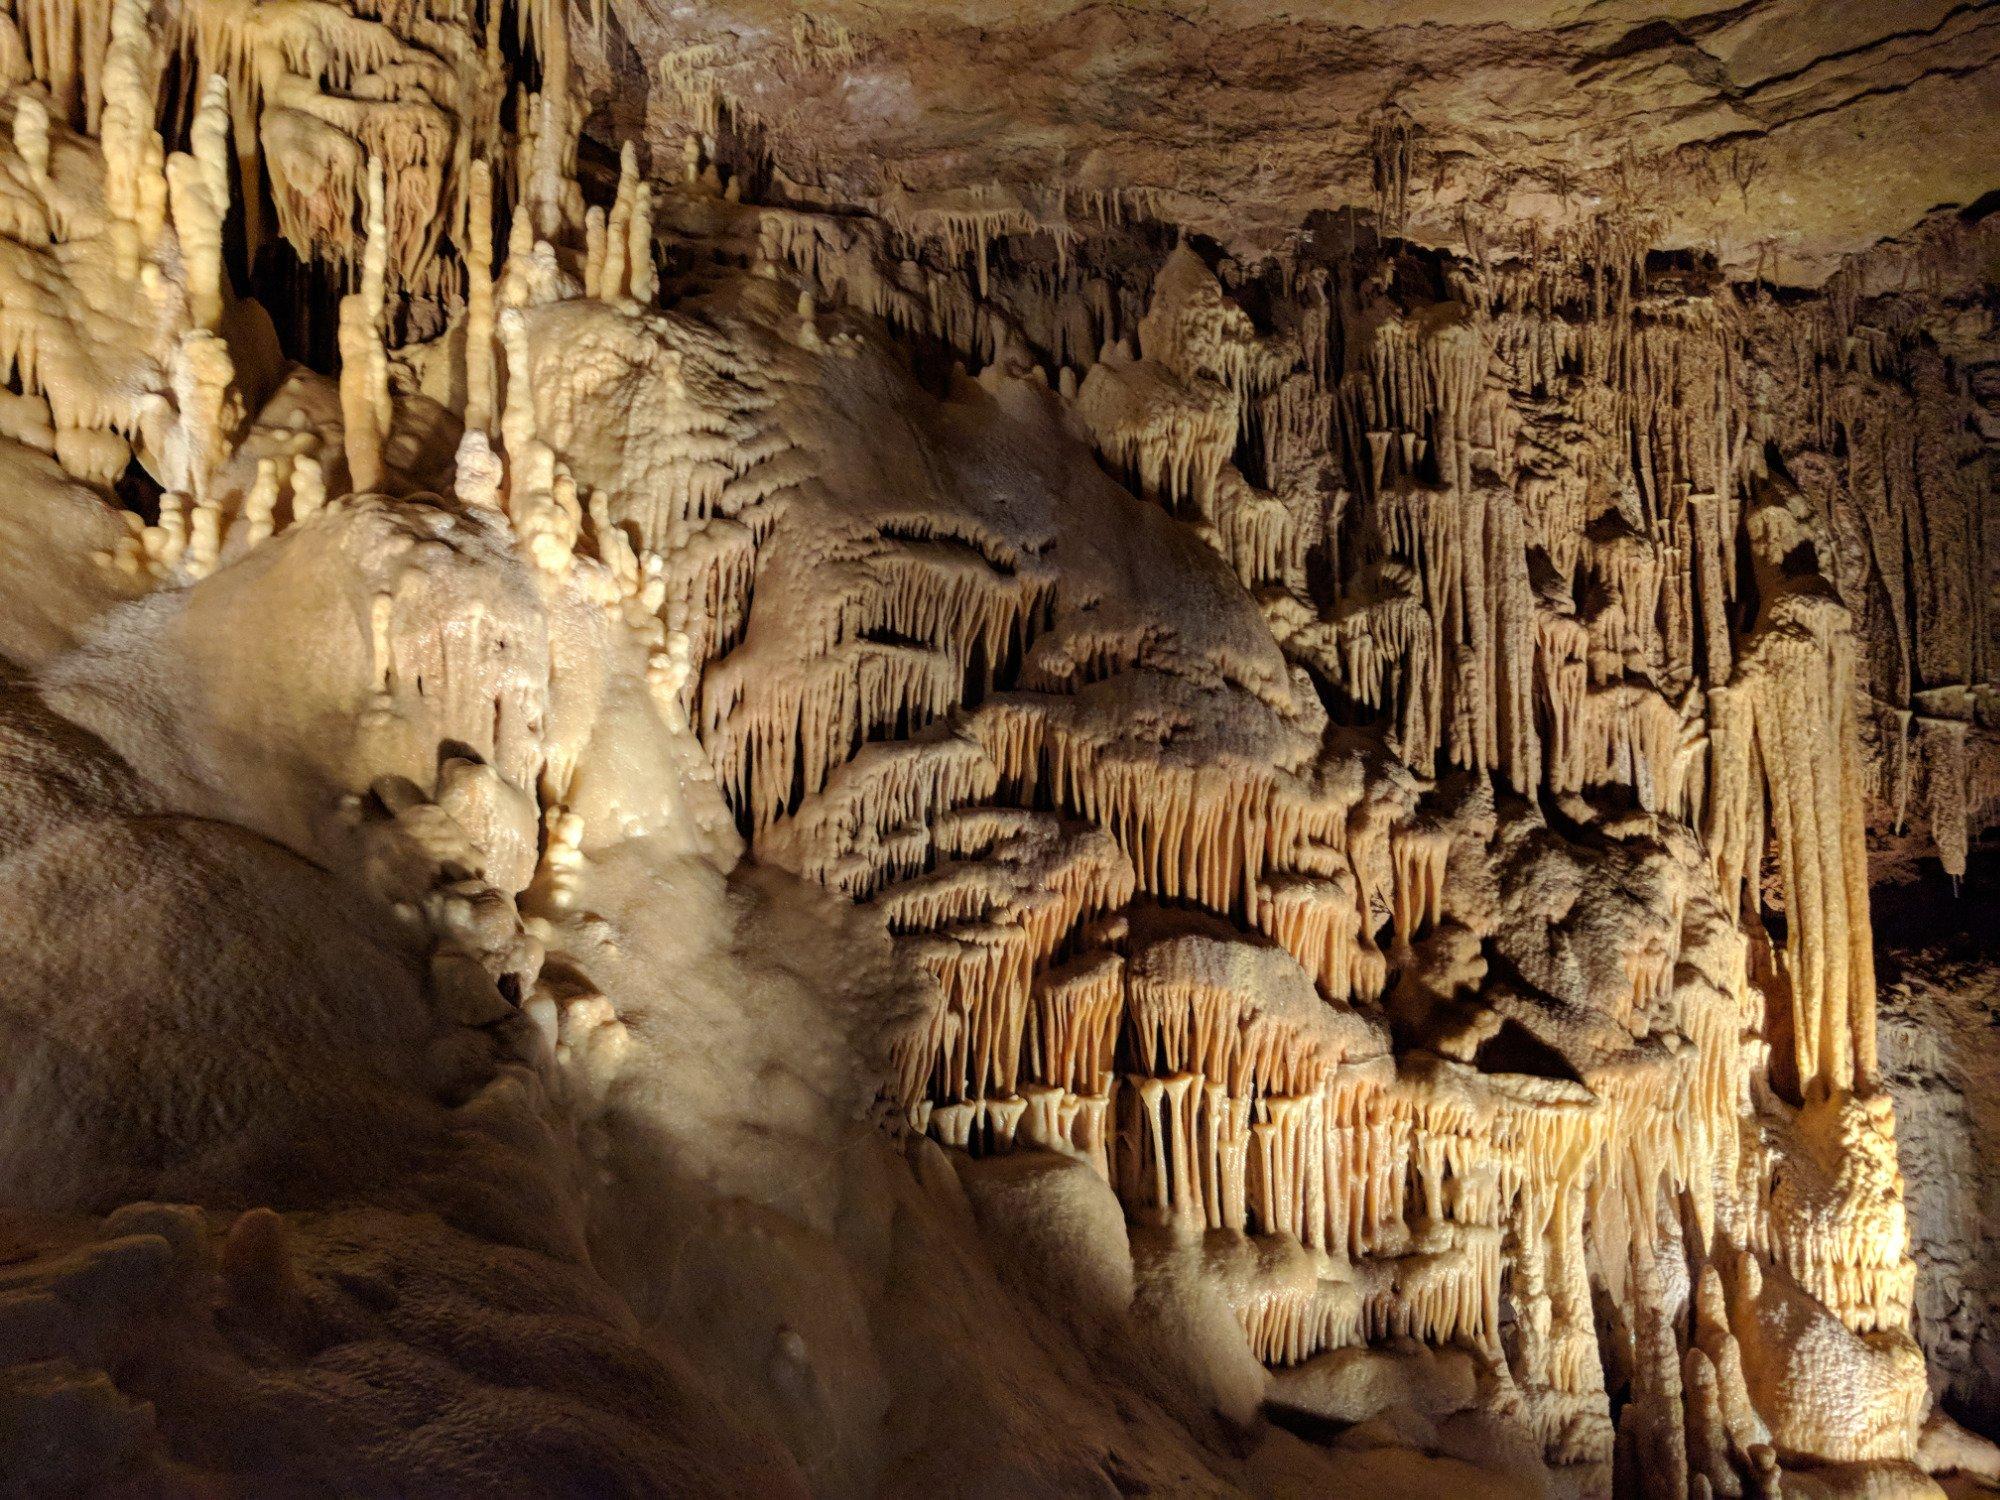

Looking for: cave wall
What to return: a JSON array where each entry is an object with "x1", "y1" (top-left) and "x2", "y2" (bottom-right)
[
  {"x1": 0, "y1": 0, "x2": 1994, "y2": 1494},
  {"x1": 1875, "y1": 862, "x2": 2000, "y2": 1435}
]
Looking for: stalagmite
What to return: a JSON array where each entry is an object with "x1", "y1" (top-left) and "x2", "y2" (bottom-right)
[
  {"x1": 338, "y1": 158, "x2": 392, "y2": 494},
  {"x1": 290, "y1": 453, "x2": 325, "y2": 520},
  {"x1": 455, "y1": 430, "x2": 503, "y2": 510},
  {"x1": 601, "y1": 143, "x2": 636, "y2": 304},
  {"x1": 338, "y1": 294, "x2": 384, "y2": 494},
  {"x1": 629, "y1": 181, "x2": 656, "y2": 305},
  {"x1": 497, "y1": 307, "x2": 537, "y2": 478},
  {"x1": 240, "y1": 457, "x2": 279, "y2": 548},
  {"x1": 167, "y1": 330, "x2": 238, "y2": 503}
]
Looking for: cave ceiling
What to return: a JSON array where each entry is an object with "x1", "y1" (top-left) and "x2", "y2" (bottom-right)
[{"x1": 596, "y1": 0, "x2": 2000, "y2": 283}]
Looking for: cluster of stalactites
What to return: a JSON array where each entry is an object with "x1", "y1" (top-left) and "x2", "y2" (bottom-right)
[
  {"x1": 974, "y1": 699, "x2": 1300, "y2": 920},
  {"x1": 1077, "y1": 345, "x2": 1239, "y2": 517},
  {"x1": 1371, "y1": 472, "x2": 1543, "y2": 793},
  {"x1": 878, "y1": 182, "x2": 1043, "y2": 300},
  {"x1": 36, "y1": 12, "x2": 1930, "y2": 1477},
  {"x1": 1137, "y1": 246, "x2": 1300, "y2": 419},
  {"x1": 728, "y1": 102, "x2": 1981, "y2": 892},
  {"x1": 1060, "y1": 244, "x2": 1750, "y2": 831},
  {"x1": 1074, "y1": 248, "x2": 1319, "y2": 545},
  {"x1": 853, "y1": 713, "x2": 1646, "y2": 1377},
  {"x1": 180, "y1": 0, "x2": 456, "y2": 283},
  {"x1": 1705, "y1": 498, "x2": 1878, "y2": 1100},
  {"x1": 1211, "y1": 253, "x2": 1757, "y2": 829},
  {"x1": 703, "y1": 528, "x2": 1055, "y2": 835},
  {"x1": 0, "y1": 2, "x2": 325, "y2": 584},
  {"x1": 1201, "y1": 468, "x2": 1323, "y2": 599},
  {"x1": 883, "y1": 812, "x2": 1137, "y2": 1165},
  {"x1": 1112, "y1": 1008, "x2": 1653, "y2": 1390},
  {"x1": 605, "y1": 100, "x2": 1944, "y2": 1497},
  {"x1": 1875, "y1": 698, "x2": 2000, "y2": 882},
  {"x1": 1825, "y1": 352, "x2": 1990, "y2": 703},
  {"x1": 161, "y1": 0, "x2": 589, "y2": 308},
  {"x1": 756, "y1": 733, "x2": 1007, "y2": 899}
]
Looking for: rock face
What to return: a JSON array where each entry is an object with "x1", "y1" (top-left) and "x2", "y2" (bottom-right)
[
  {"x1": 0, "y1": 0, "x2": 1993, "y2": 1496},
  {"x1": 1875, "y1": 865, "x2": 2000, "y2": 1435},
  {"x1": 599, "y1": 0, "x2": 2000, "y2": 283}
]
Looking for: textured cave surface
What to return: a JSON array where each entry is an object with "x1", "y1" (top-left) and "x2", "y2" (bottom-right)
[
  {"x1": 1875, "y1": 853, "x2": 2000, "y2": 1439},
  {"x1": 598, "y1": 0, "x2": 2000, "y2": 283},
  {"x1": 0, "y1": 0, "x2": 1996, "y2": 1496}
]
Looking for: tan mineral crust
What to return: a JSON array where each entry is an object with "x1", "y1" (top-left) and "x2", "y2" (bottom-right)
[{"x1": 0, "y1": 0, "x2": 1996, "y2": 1495}]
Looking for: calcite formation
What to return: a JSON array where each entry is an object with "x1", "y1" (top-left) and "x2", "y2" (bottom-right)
[{"x1": 0, "y1": 0, "x2": 1994, "y2": 1496}]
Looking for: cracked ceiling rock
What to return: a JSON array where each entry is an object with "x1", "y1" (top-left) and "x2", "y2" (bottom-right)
[{"x1": 592, "y1": 0, "x2": 2000, "y2": 282}]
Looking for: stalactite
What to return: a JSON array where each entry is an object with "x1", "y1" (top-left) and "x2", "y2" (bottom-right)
[
  {"x1": 165, "y1": 75, "x2": 229, "y2": 331},
  {"x1": 98, "y1": 0, "x2": 162, "y2": 266},
  {"x1": 464, "y1": 158, "x2": 496, "y2": 434}
]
